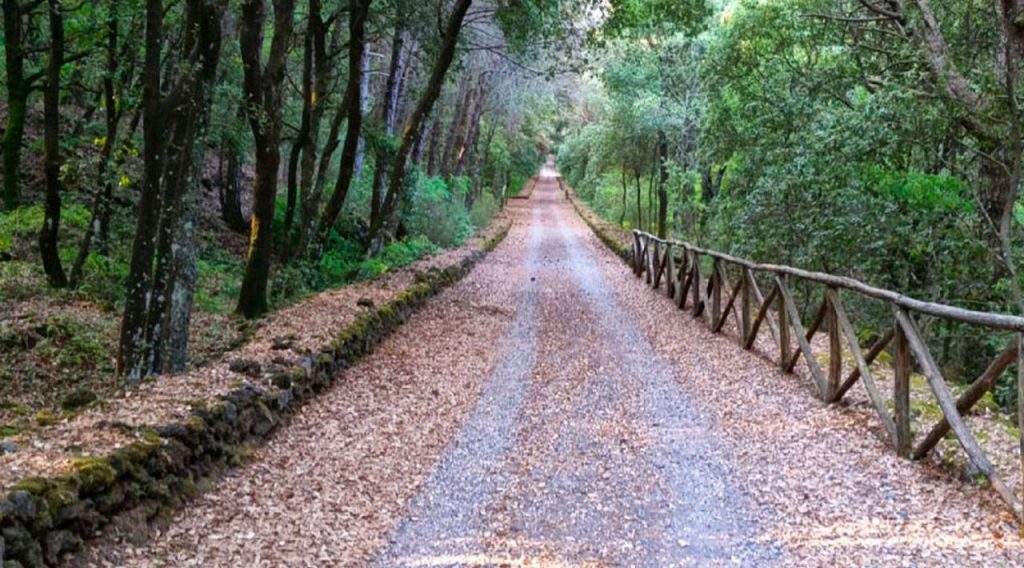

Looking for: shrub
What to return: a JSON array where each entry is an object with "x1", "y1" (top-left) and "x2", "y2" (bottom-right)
[{"x1": 404, "y1": 173, "x2": 473, "y2": 248}]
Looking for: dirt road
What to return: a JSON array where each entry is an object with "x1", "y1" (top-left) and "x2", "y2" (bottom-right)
[{"x1": 88, "y1": 169, "x2": 1023, "y2": 567}]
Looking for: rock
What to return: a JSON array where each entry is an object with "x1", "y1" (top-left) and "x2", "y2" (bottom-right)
[
  {"x1": 45, "y1": 530, "x2": 82, "y2": 565},
  {"x1": 0, "y1": 491, "x2": 37, "y2": 521},
  {"x1": 276, "y1": 388, "x2": 293, "y2": 410},
  {"x1": 228, "y1": 359, "x2": 261, "y2": 377},
  {"x1": 222, "y1": 401, "x2": 238, "y2": 425},
  {"x1": 1, "y1": 525, "x2": 41, "y2": 567},
  {"x1": 0, "y1": 441, "x2": 17, "y2": 454},
  {"x1": 357, "y1": 297, "x2": 375, "y2": 308},
  {"x1": 270, "y1": 337, "x2": 292, "y2": 350},
  {"x1": 61, "y1": 388, "x2": 98, "y2": 411},
  {"x1": 250, "y1": 403, "x2": 276, "y2": 436},
  {"x1": 270, "y1": 373, "x2": 292, "y2": 390},
  {"x1": 157, "y1": 423, "x2": 190, "y2": 440},
  {"x1": 296, "y1": 357, "x2": 314, "y2": 375}
]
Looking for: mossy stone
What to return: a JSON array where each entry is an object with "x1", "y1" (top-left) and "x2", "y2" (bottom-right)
[
  {"x1": 71, "y1": 457, "x2": 117, "y2": 494},
  {"x1": 61, "y1": 388, "x2": 98, "y2": 411}
]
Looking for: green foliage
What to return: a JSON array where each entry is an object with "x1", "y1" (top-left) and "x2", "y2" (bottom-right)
[
  {"x1": 470, "y1": 192, "x2": 501, "y2": 228},
  {"x1": 75, "y1": 253, "x2": 130, "y2": 310},
  {"x1": 270, "y1": 233, "x2": 439, "y2": 306},
  {"x1": 556, "y1": 0, "x2": 1024, "y2": 411},
  {"x1": 600, "y1": 0, "x2": 711, "y2": 39},
  {"x1": 0, "y1": 204, "x2": 91, "y2": 256},
  {"x1": 404, "y1": 172, "x2": 474, "y2": 248}
]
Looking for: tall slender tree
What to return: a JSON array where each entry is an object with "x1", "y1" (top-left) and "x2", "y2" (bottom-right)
[
  {"x1": 311, "y1": 0, "x2": 373, "y2": 257},
  {"x1": 367, "y1": 0, "x2": 474, "y2": 255},
  {"x1": 39, "y1": 0, "x2": 68, "y2": 287},
  {"x1": 2, "y1": 0, "x2": 37, "y2": 210},
  {"x1": 117, "y1": 0, "x2": 167, "y2": 378},
  {"x1": 236, "y1": 0, "x2": 298, "y2": 317}
]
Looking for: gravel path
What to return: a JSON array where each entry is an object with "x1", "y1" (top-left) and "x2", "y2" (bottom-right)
[
  {"x1": 85, "y1": 168, "x2": 1024, "y2": 566},
  {"x1": 376, "y1": 170, "x2": 771, "y2": 566}
]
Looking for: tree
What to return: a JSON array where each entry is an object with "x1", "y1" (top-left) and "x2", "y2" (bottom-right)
[
  {"x1": 38, "y1": 0, "x2": 69, "y2": 287},
  {"x1": 369, "y1": 20, "x2": 411, "y2": 231},
  {"x1": 367, "y1": 0, "x2": 474, "y2": 256},
  {"x1": 118, "y1": 0, "x2": 229, "y2": 378},
  {"x1": 236, "y1": 0, "x2": 298, "y2": 318},
  {"x1": 2, "y1": 0, "x2": 41, "y2": 210},
  {"x1": 70, "y1": 3, "x2": 141, "y2": 287},
  {"x1": 118, "y1": 0, "x2": 167, "y2": 379},
  {"x1": 310, "y1": 0, "x2": 373, "y2": 258}
]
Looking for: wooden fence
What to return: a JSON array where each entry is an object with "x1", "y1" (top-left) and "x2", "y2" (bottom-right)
[{"x1": 631, "y1": 229, "x2": 1024, "y2": 521}]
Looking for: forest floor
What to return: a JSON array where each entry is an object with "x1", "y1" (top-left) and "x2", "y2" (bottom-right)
[{"x1": 82, "y1": 169, "x2": 1024, "y2": 566}]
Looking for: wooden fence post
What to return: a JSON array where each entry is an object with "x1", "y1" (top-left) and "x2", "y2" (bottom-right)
[
  {"x1": 692, "y1": 254, "x2": 703, "y2": 318},
  {"x1": 1019, "y1": 332, "x2": 1024, "y2": 532},
  {"x1": 893, "y1": 314, "x2": 912, "y2": 457},
  {"x1": 827, "y1": 287, "x2": 842, "y2": 401},
  {"x1": 741, "y1": 268, "x2": 752, "y2": 345},
  {"x1": 665, "y1": 245, "x2": 676, "y2": 299},
  {"x1": 711, "y1": 259, "x2": 722, "y2": 331},
  {"x1": 777, "y1": 275, "x2": 790, "y2": 372}
]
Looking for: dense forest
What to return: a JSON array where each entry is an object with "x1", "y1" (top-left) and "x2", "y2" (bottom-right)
[
  {"x1": 558, "y1": 0, "x2": 1024, "y2": 412},
  {"x1": 3, "y1": 0, "x2": 1024, "y2": 412},
  {"x1": 4, "y1": 1, "x2": 1024, "y2": 564},
  {"x1": 0, "y1": 0, "x2": 566, "y2": 400}
]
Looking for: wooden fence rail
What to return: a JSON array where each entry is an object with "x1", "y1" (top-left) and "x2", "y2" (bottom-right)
[{"x1": 630, "y1": 229, "x2": 1024, "y2": 521}]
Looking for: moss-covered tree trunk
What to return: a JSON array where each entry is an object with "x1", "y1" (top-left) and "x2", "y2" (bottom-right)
[{"x1": 145, "y1": 0, "x2": 227, "y2": 372}]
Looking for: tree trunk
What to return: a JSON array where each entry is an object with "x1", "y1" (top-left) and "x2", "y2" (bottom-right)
[
  {"x1": 700, "y1": 165, "x2": 725, "y2": 204},
  {"x1": 354, "y1": 37, "x2": 372, "y2": 180},
  {"x1": 297, "y1": 80, "x2": 353, "y2": 258},
  {"x1": 441, "y1": 79, "x2": 474, "y2": 178},
  {"x1": 454, "y1": 83, "x2": 488, "y2": 180},
  {"x1": 218, "y1": 133, "x2": 249, "y2": 232},
  {"x1": 118, "y1": 0, "x2": 166, "y2": 379},
  {"x1": 620, "y1": 167, "x2": 627, "y2": 227},
  {"x1": 145, "y1": 0, "x2": 226, "y2": 372},
  {"x1": 469, "y1": 120, "x2": 497, "y2": 209},
  {"x1": 2, "y1": 0, "x2": 29, "y2": 211},
  {"x1": 70, "y1": 12, "x2": 124, "y2": 287},
  {"x1": 311, "y1": 0, "x2": 372, "y2": 257},
  {"x1": 425, "y1": 111, "x2": 443, "y2": 176},
  {"x1": 236, "y1": 0, "x2": 298, "y2": 318},
  {"x1": 656, "y1": 129, "x2": 669, "y2": 239},
  {"x1": 370, "y1": 23, "x2": 409, "y2": 231},
  {"x1": 412, "y1": 113, "x2": 430, "y2": 165},
  {"x1": 284, "y1": 23, "x2": 314, "y2": 252},
  {"x1": 296, "y1": 0, "x2": 335, "y2": 255},
  {"x1": 367, "y1": 0, "x2": 474, "y2": 256},
  {"x1": 39, "y1": 0, "x2": 68, "y2": 288},
  {"x1": 161, "y1": 184, "x2": 199, "y2": 372},
  {"x1": 635, "y1": 170, "x2": 643, "y2": 231}
]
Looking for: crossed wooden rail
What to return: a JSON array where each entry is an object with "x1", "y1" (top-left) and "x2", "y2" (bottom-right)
[{"x1": 631, "y1": 229, "x2": 1024, "y2": 520}]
